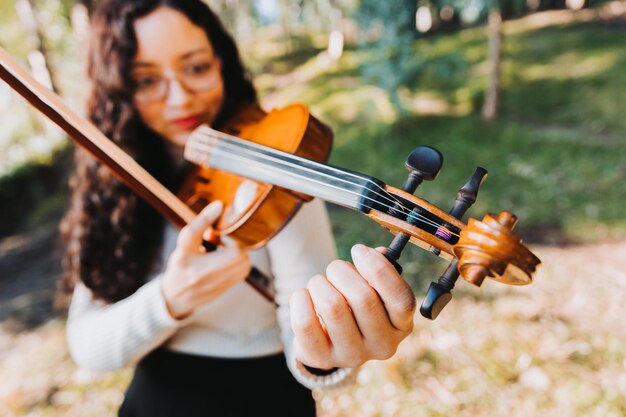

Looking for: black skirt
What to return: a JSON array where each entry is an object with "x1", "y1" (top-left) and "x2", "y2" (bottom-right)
[{"x1": 118, "y1": 348, "x2": 317, "y2": 417}]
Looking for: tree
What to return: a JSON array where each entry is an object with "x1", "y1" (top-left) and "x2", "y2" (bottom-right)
[
  {"x1": 355, "y1": 0, "x2": 422, "y2": 112},
  {"x1": 481, "y1": 0, "x2": 526, "y2": 123},
  {"x1": 15, "y1": 0, "x2": 59, "y2": 93},
  {"x1": 482, "y1": 1, "x2": 502, "y2": 123}
]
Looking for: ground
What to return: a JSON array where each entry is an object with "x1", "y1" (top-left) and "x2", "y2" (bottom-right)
[{"x1": 1, "y1": 211, "x2": 625, "y2": 416}]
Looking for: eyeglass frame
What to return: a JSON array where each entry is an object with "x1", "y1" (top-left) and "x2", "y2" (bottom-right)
[{"x1": 131, "y1": 57, "x2": 222, "y2": 105}]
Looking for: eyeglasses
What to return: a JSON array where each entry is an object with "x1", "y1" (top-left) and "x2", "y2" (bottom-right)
[{"x1": 132, "y1": 58, "x2": 221, "y2": 105}]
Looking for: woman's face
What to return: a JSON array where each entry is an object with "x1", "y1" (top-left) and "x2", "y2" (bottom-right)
[{"x1": 132, "y1": 6, "x2": 225, "y2": 149}]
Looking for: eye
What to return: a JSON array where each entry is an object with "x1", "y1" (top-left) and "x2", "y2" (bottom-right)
[
  {"x1": 184, "y1": 62, "x2": 212, "y2": 77},
  {"x1": 133, "y1": 75, "x2": 161, "y2": 90}
]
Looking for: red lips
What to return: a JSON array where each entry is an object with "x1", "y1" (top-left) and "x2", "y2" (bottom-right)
[{"x1": 170, "y1": 114, "x2": 202, "y2": 130}]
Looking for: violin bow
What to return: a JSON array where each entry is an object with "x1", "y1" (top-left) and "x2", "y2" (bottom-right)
[{"x1": 0, "y1": 46, "x2": 276, "y2": 302}]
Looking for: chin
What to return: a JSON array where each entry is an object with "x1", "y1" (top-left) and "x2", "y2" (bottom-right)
[{"x1": 171, "y1": 132, "x2": 190, "y2": 148}]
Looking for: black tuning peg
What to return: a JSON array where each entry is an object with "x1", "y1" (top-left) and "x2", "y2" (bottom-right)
[
  {"x1": 420, "y1": 260, "x2": 458, "y2": 320},
  {"x1": 402, "y1": 146, "x2": 444, "y2": 194},
  {"x1": 449, "y1": 167, "x2": 488, "y2": 218},
  {"x1": 421, "y1": 167, "x2": 489, "y2": 320},
  {"x1": 383, "y1": 146, "x2": 444, "y2": 273}
]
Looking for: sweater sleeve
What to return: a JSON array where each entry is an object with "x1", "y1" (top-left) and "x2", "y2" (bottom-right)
[
  {"x1": 66, "y1": 277, "x2": 189, "y2": 373},
  {"x1": 267, "y1": 198, "x2": 357, "y2": 389}
]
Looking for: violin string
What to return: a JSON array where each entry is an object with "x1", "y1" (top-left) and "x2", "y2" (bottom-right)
[
  {"x1": 186, "y1": 138, "x2": 428, "y2": 225},
  {"x1": 186, "y1": 136, "x2": 461, "y2": 238},
  {"x1": 188, "y1": 143, "x2": 460, "y2": 241},
  {"x1": 186, "y1": 138, "x2": 460, "y2": 238},
  {"x1": 188, "y1": 132, "x2": 418, "y2": 219},
  {"x1": 187, "y1": 138, "x2": 457, "y2": 237},
  {"x1": 203, "y1": 137, "x2": 455, "y2": 234},
  {"x1": 186, "y1": 133, "x2": 409, "y2": 209},
  {"x1": 187, "y1": 142, "x2": 462, "y2": 242},
  {"x1": 191, "y1": 129, "x2": 412, "y2": 214}
]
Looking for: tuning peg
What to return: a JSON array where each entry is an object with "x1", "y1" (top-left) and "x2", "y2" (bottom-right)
[
  {"x1": 384, "y1": 146, "x2": 444, "y2": 273},
  {"x1": 450, "y1": 167, "x2": 488, "y2": 218},
  {"x1": 422, "y1": 167, "x2": 489, "y2": 319},
  {"x1": 421, "y1": 282, "x2": 453, "y2": 320},
  {"x1": 402, "y1": 146, "x2": 444, "y2": 193},
  {"x1": 383, "y1": 207, "x2": 421, "y2": 274},
  {"x1": 429, "y1": 167, "x2": 489, "y2": 257},
  {"x1": 420, "y1": 260, "x2": 459, "y2": 320}
]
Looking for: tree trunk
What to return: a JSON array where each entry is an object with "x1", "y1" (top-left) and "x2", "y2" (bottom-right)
[
  {"x1": 15, "y1": 0, "x2": 60, "y2": 94},
  {"x1": 482, "y1": 7, "x2": 502, "y2": 124},
  {"x1": 70, "y1": 0, "x2": 93, "y2": 42},
  {"x1": 327, "y1": 7, "x2": 344, "y2": 61},
  {"x1": 279, "y1": 0, "x2": 294, "y2": 54}
]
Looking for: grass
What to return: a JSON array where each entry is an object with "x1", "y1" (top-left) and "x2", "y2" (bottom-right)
[{"x1": 247, "y1": 7, "x2": 626, "y2": 264}]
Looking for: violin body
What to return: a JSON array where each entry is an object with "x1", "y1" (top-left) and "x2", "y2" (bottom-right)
[{"x1": 179, "y1": 103, "x2": 332, "y2": 248}]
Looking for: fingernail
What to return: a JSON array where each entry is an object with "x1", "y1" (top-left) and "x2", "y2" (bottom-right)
[{"x1": 351, "y1": 244, "x2": 369, "y2": 258}]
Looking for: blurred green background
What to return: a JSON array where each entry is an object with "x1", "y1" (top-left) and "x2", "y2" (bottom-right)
[{"x1": 1, "y1": 0, "x2": 625, "y2": 416}]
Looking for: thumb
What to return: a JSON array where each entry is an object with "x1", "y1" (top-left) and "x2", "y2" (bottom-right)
[
  {"x1": 198, "y1": 200, "x2": 224, "y2": 224},
  {"x1": 177, "y1": 200, "x2": 224, "y2": 253}
]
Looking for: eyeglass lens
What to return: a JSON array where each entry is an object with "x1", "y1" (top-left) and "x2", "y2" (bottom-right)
[{"x1": 133, "y1": 59, "x2": 220, "y2": 104}]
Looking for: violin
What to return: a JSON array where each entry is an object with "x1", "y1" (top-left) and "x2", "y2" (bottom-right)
[
  {"x1": 0, "y1": 47, "x2": 540, "y2": 320},
  {"x1": 182, "y1": 103, "x2": 540, "y2": 319}
]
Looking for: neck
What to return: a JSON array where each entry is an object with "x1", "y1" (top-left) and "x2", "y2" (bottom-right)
[{"x1": 166, "y1": 140, "x2": 187, "y2": 171}]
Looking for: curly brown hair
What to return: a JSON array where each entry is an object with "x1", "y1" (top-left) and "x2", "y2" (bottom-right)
[{"x1": 61, "y1": 0, "x2": 257, "y2": 303}]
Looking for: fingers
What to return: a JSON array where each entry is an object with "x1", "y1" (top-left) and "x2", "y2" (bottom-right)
[
  {"x1": 176, "y1": 201, "x2": 223, "y2": 256},
  {"x1": 307, "y1": 274, "x2": 367, "y2": 367},
  {"x1": 351, "y1": 244, "x2": 416, "y2": 332},
  {"x1": 162, "y1": 243, "x2": 251, "y2": 317},
  {"x1": 290, "y1": 249, "x2": 418, "y2": 369},
  {"x1": 324, "y1": 260, "x2": 393, "y2": 344},
  {"x1": 290, "y1": 287, "x2": 332, "y2": 367}
]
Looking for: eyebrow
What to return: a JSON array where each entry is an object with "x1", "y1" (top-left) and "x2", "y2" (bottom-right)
[{"x1": 133, "y1": 47, "x2": 214, "y2": 68}]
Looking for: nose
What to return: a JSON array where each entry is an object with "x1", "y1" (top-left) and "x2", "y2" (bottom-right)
[{"x1": 166, "y1": 77, "x2": 194, "y2": 107}]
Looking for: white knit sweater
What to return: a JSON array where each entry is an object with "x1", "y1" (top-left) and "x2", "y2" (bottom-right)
[{"x1": 66, "y1": 198, "x2": 354, "y2": 389}]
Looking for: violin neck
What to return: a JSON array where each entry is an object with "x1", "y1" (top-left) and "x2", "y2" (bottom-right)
[{"x1": 185, "y1": 125, "x2": 387, "y2": 213}]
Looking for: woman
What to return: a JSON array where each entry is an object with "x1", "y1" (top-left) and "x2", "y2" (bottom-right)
[{"x1": 62, "y1": 1, "x2": 417, "y2": 416}]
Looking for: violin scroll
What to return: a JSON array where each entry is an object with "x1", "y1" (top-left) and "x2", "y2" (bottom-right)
[
  {"x1": 371, "y1": 146, "x2": 541, "y2": 320},
  {"x1": 455, "y1": 211, "x2": 540, "y2": 287}
]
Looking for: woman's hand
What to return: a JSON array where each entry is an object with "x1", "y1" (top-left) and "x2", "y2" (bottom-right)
[
  {"x1": 161, "y1": 201, "x2": 251, "y2": 319},
  {"x1": 290, "y1": 244, "x2": 416, "y2": 370}
]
